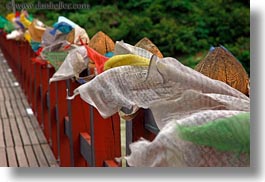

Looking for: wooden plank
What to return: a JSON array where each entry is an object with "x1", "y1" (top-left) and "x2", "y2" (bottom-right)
[
  {"x1": 8, "y1": 70, "x2": 17, "y2": 81},
  {"x1": 5, "y1": 100, "x2": 14, "y2": 118},
  {"x1": 15, "y1": 146, "x2": 28, "y2": 167},
  {"x1": 0, "y1": 118, "x2": 5, "y2": 147},
  {"x1": 2, "y1": 118, "x2": 14, "y2": 147},
  {"x1": 28, "y1": 116, "x2": 47, "y2": 144},
  {"x1": 41, "y1": 144, "x2": 58, "y2": 167},
  {"x1": 6, "y1": 74, "x2": 25, "y2": 100},
  {"x1": 29, "y1": 115, "x2": 40, "y2": 129},
  {"x1": 0, "y1": 148, "x2": 7, "y2": 166},
  {"x1": 0, "y1": 78, "x2": 7, "y2": 88},
  {"x1": 7, "y1": 86, "x2": 17, "y2": 100},
  {"x1": 33, "y1": 144, "x2": 49, "y2": 167},
  {"x1": 0, "y1": 80, "x2": 3, "y2": 90},
  {"x1": 24, "y1": 145, "x2": 38, "y2": 167},
  {"x1": 34, "y1": 127, "x2": 47, "y2": 144},
  {"x1": 23, "y1": 117, "x2": 39, "y2": 145},
  {"x1": 9, "y1": 118, "x2": 22, "y2": 146},
  {"x1": 21, "y1": 98, "x2": 31, "y2": 109},
  {"x1": 16, "y1": 117, "x2": 31, "y2": 146},
  {"x1": 16, "y1": 86, "x2": 26, "y2": 101},
  {"x1": 10, "y1": 100, "x2": 21, "y2": 117},
  {"x1": 1, "y1": 66, "x2": 11, "y2": 80},
  {"x1": 6, "y1": 147, "x2": 18, "y2": 167},
  {"x1": 3, "y1": 69, "x2": 16, "y2": 85},
  {"x1": 0, "y1": 77, "x2": 8, "y2": 88},
  {"x1": 15, "y1": 85, "x2": 23, "y2": 93},
  {"x1": 0, "y1": 88, "x2": 3, "y2": 100},
  {"x1": 0, "y1": 50, "x2": 58, "y2": 168},
  {"x1": 2, "y1": 88, "x2": 9, "y2": 100},
  {"x1": 0, "y1": 70, "x2": 3, "y2": 87},
  {"x1": 0, "y1": 101, "x2": 7, "y2": 119},
  {"x1": 17, "y1": 100, "x2": 28, "y2": 117},
  {"x1": 9, "y1": 85, "x2": 20, "y2": 101}
]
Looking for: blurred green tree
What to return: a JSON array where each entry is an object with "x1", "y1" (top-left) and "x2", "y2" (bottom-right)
[{"x1": 0, "y1": 0, "x2": 250, "y2": 74}]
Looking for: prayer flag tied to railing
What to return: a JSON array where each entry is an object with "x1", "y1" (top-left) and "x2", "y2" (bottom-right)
[
  {"x1": 43, "y1": 51, "x2": 68, "y2": 70},
  {"x1": 68, "y1": 55, "x2": 249, "y2": 167},
  {"x1": 49, "y1": 46, "x2": 88, "y2": 82},
  {"x1": 40, "y1": 41, "x2": 72, "y2": 70}
]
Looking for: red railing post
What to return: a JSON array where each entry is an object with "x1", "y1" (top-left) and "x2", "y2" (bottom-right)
[
  {"x1": 55, "y1": 80, "x2": 71, "y2": 166},
  {"x1": 67, "y1": 81, "x2": 90, "y2": 167}
]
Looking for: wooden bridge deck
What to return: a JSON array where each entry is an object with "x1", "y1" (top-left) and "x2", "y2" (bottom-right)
[{"x1": 0, "y1": 51, "x2": 58, "y2": 167}]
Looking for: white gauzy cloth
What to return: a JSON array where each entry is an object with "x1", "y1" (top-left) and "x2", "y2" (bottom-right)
[
  {"x1": 68, "y1": 55, "x2": 250, "y2": 166},
  {"x1": 41, "y1": 27, "x2": 68, "y2": 47},
  {"x1": 114, "y1": 40, "x2": 153, "y2": 59},
  {"x1": 6, "y1": 30, "x2": 23, "y2": 40},
  {"x1": 40, "y1": 40, "x2": 73, "y2": 59},
  {"x1": 126, "y1": 110, "x2": 249, "y2": 167},
  {"x1": 71, "y1": 25, "x2": 89, "y2": 45},
  {"x1": 58, "y1": 16, "x2": 78, "y2": 28},
  {"x1": 49, "y1": 46, "x2": 88, "y2": 83},
  {"x1": 114, "y1": 40, "x2": 156, "y2": 116}
]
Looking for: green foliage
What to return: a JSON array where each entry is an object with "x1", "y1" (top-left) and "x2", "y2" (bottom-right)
[{"x1": 0, "y1": 0, "x2": 249, "y2": 73}]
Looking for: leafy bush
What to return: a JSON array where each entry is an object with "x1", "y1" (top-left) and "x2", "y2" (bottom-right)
[{"x1": 0, "y1": 0, "x2": 249, "y2": 73}]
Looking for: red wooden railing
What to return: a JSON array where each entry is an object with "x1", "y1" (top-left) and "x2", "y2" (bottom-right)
[{"x1": 0, "y1": 33, "x2": 158, "y2": 167}]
